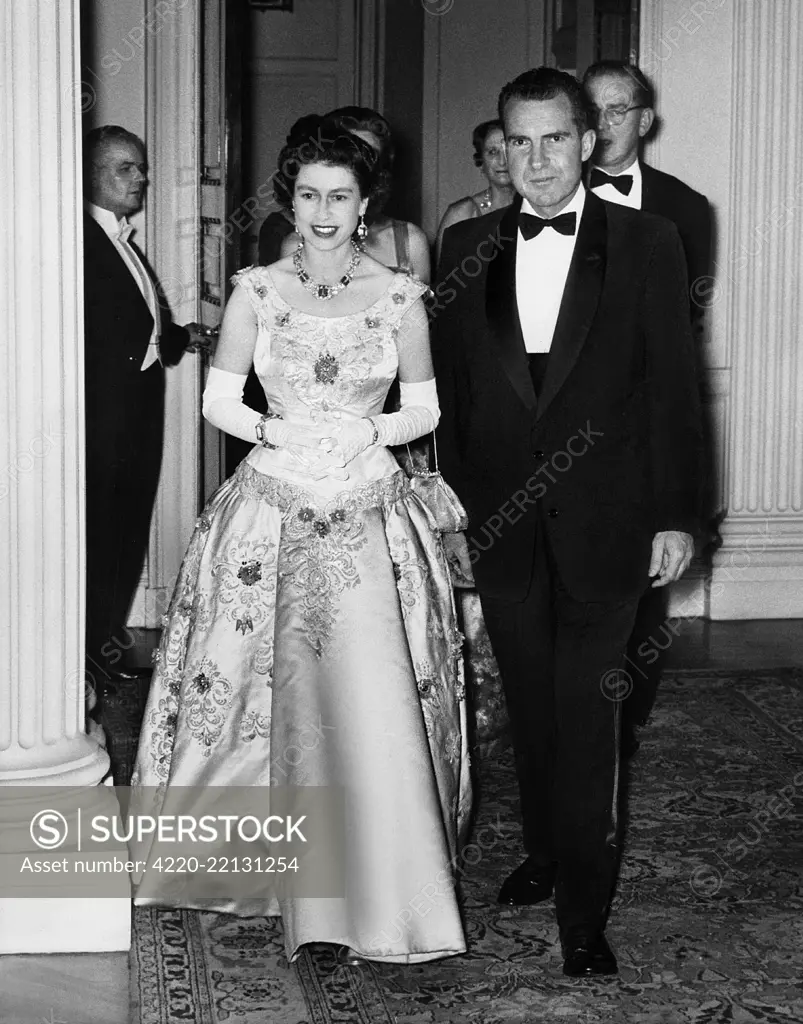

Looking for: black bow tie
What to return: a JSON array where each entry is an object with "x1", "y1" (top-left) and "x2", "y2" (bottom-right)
[
  {"x1": 590, "y1": 168, "x2": 633, "y2": 195},
  {"x1": 518, "y1": 210, "x2": 577, "y2": 241}
]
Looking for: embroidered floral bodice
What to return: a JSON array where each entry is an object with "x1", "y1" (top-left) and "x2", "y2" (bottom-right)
[{"x1": 234, "y1": 266, "x2": 426, "y2": 498}]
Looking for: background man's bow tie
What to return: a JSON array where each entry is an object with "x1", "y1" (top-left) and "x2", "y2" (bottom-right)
[
  {"x1": 590, "y1": 168, "x2": 633, "y2": 195},
  {"x1": 518, "y1": 211, "x2": 577, "y2": 241},
  {"x1": 116, "y1": 222, "x2": 134, "y2": 244}
]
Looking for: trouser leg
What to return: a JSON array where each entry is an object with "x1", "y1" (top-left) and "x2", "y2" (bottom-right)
[
  {"x1": 623, "y1": 585, "x2": 669, "y2": 729},
  {"x1": 479, "y1": 537, "x2": 555, "y2": 865},
  {"x1": 550, "y1": 576, "x2": 639, "y2": 935}
]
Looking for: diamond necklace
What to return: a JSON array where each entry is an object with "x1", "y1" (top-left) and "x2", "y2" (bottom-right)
[{"x1": 293, "y1": 242, "x2": 361, "y2": 300}]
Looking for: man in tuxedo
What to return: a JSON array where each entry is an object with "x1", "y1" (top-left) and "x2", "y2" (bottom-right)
[
  {"x1": 83, "y1": 126, "x2": 193, "y2": 696},
  {"x1": 433, "y1": 68, "x2": 701, "y2": 976},
  {"x1": 583, "y1": 61, "x2": 712, "y2": 756}
]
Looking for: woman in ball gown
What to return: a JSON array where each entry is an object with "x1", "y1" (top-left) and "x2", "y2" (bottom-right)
[
  {"x1": 435, "y1": 119, "x2": 514, "y2": 261},
  {"x1": 242, "y1": 108, "x2": 431, "y2": 472},
  {"x1": 131, "y1": 116, "x2": 471, "y2": 965}
]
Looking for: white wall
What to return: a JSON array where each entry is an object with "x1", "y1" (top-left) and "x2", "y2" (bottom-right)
[
  {"x1": 82, "y1": 0, "x2": 147, "y2": 139},
  {"x1": 421, "y1": 0, "x2": 546, "y2": 237},
  {"x1": 81, "y1": 0, "x2": 149, "y2": 248},
  {"x1": 641, "y1": 0, "x2": 734, "y2": 374}
]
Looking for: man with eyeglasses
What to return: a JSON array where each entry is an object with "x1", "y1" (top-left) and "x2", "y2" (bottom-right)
[
  {"x1": 582, "y1": 62, "x2": 712, "y2": 762},
  {"x1": 583, "y1": 61, "x2": 711, "y2": 313}
]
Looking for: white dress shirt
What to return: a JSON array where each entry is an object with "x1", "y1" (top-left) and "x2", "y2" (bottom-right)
[
  {"x1": 589, "y1": 157, "x2": 642, "y2": 210},
  {"x1": 515, "y1": 185, "x2": 586, "y2": 353},
  {"x1": 86, "y1": 202, "x2": 161, "y2": 371}
]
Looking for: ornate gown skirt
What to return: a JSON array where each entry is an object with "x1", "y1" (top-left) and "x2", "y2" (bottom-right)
[{"x1": 132, "y1": 461, "x2": 471, "y2": 964}]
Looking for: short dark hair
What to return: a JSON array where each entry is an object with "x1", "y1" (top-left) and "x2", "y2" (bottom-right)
[
  {"x1": 83, "y1": 125, "x2": 144, "y2": 192},
  {"x1": 582, "y1": 61, "x2": 655, "y2": 110},
  {"x1": 471, "y1": 120, "x2": 503, "y2": 168},
  {"x1": 273, "y1": 114, "x2": 379, "y2": 211},
  {"x1": 498, "y1": 67, "x2": 593, "y2": 137},
  {"x1": 326, "y1": 106, "x2": 394, "y2": 220}
]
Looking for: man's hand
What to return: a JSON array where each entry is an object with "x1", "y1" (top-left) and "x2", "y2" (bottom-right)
[
  {"x1": 649, "y1": 531, "x2": 694, "y2": 587},
  {"x1": 183, "y1": 322, "x2": 218, "y2": 358}
]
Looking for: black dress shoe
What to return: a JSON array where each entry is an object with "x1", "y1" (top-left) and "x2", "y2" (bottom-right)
[
  {"x1": 561, "y1": 932, "x2": 617, "y2": 977},
  {"x1": 497, "y1": 859, "x2": 556, "y2": 905}
]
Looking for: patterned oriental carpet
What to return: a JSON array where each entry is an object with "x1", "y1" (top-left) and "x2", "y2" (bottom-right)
[{"x1": 113, "y1": 668, "x2": 803, "y2": 1024}]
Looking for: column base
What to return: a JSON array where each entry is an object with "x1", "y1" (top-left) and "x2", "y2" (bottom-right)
[
  {"x1": 0, "y1": 897, "x2": 131, "y2": 953},
  {"x1": 706, "y1": 514, "x2": 803, "y2": 620},
  {"x1": 667, "y1": 564, "x2": 708, "y2": 619},
  {"x1": 0, "y1": 733, "x2": 110, "y2": 787}
]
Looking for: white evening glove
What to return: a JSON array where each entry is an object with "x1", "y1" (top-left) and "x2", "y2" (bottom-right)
[
  {"x1": 202, "y1": 367, "x2": 320, "y2": 449},
  {"x1": 202, "y1": 367, "x2": 346, "y2": 480},
  {"x1": 322, "y1": 378, "x2": 440, "y2": 469},
  {"x1": 373, "y1": 378, "x2": 440, "y2": 445}
]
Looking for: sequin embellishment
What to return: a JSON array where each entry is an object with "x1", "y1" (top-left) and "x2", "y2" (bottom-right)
[{"x1": 314, "y1": 352, "x2": 339, "y2": 385}]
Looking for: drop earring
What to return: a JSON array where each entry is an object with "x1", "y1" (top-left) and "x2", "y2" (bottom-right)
[{"x1": 357, "y1": 214, "x2": 368, "y2": 243}]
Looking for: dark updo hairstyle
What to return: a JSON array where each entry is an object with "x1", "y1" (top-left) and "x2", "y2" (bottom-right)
[
  {"x1": 326, "y1": 106, "x2": 395, "y2": 221},
  {"x1": 273, "y1": 114, "x2": 379, "y2": 211}
]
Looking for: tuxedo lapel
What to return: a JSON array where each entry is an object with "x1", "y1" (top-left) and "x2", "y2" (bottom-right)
[
  {"x1": 536, "y1": 193, "x2": 607, "y2": 421},
  {"x1": 639, "y1": 161, "x2": 657, "y2": 214},
  {"x1": 485, "y1": 197, "x2": 537, "y2": 412},
  {"x1": 84, "y1": 214, "x2": 154, "y2": 324}
]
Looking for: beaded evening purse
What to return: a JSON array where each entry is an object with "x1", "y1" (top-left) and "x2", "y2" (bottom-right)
[{"x1": 406, "y1": 434, "x2": 474, "y2": 588}]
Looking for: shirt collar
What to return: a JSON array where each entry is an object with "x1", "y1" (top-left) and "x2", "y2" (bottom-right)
[
  {"x1": 521, "y1": 183, "x2": 586, "y2": 221},
  {"x1": 85, "y1": 200, "x2": 130, "y2": 241}
]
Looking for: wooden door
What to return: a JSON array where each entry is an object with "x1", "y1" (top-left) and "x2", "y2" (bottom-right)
[
  {"x1": 549, "y1": 0, "x2": 639, "y2": 76},
  {"x1": 198, "y1": 0, "x2": 244, "y2": 501}
]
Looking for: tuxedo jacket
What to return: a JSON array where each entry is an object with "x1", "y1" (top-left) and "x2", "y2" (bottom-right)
[
  {"x1": 640, "y1": 162, "x2": 712, "y2": 307},
  {"x1": 433, "y1": 193, "x2": 702, "y2": 604},
  {"x1": 83, "y1": 213, "x2": 167, "y2": 475}
]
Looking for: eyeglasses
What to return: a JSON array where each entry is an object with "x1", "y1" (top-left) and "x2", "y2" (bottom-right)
[{"x1": 594, "y1": 105, "x2": 645, "y2": 127}]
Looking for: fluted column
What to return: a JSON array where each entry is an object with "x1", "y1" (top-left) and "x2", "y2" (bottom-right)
[
  {"x1": 641, "y1": 0, "x2": 803, "y2": 619},
  {"x1": 711, "y1": 0, "x2": 803, "y2": 618},
  {"x1": 0, "y1": 0, "x2": 129, "y2": 952}
]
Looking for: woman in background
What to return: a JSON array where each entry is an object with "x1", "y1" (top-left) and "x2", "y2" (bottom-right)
[{"x1": 435, "y1": 119, "x2": 514, "y2": 260}]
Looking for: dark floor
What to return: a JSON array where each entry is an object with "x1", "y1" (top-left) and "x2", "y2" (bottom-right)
[
  {"x1": 663, "y1": 618, "x2": 803, "y2": 671},
  {"x1": 125, "y1": 618, "x2": 803, "y2": 675}
]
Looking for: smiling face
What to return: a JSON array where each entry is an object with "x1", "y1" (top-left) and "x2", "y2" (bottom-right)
[
  {"x1": 89, "y1": 138, "x2": 147, "y2": 220},
  {"x1": 292, "y1": 162, "x2": 369, "y2": 249},
  {"x1": 480, "y1": 127, "x2": 510, "y2": 188},
  {"x1": 585, "y1": 71, "x2": 653, "y2": 172},
  {"x1": 504, "y1": 94, "x2": 595, "y2": 218}
]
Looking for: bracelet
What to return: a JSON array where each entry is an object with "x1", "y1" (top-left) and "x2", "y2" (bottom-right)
[
  {"x1": 255, "y1": 411, "x2": 282, "y2": 450},
  {"x1": 366, "y1": 417, "x2": 379, "y2": 445}
]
